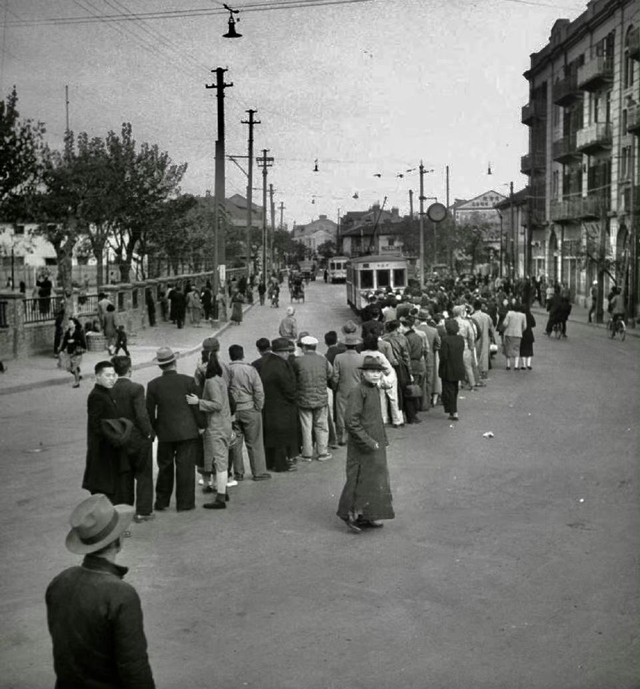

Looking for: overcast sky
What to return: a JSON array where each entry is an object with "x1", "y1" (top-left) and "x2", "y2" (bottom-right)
[{"x1": 2, "y1": 0, "x2": 585, "y2": 228}]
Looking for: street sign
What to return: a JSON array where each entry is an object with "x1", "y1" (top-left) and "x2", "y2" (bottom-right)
[{"x1": 427, "y1": 202, "x2": 447, "y2": 223}]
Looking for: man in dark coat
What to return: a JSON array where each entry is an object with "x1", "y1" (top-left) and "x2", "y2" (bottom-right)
[
  {"x1": 111, "y1": 356, "x2": 155, "y2": 522},
  {"x1": 172, "y1": 288, "x2": 187, "y2": 329},
  {"x1": 260, "y1": 338, "x2": 299, "y2": 472},
  {"x1": 251, "y1": 337, "x2": 272, "y2": 376},
  {"x1": 146, "y1": 347, "x2": 202, "y2": 511},
  {"x1": 82, "y1": 360, "x2": 124, "y2": 503},
  {"x1": 337, "y1": 356, "x2": 394, "y2": 533},
  {"x1": 46, "y1": 494, "x2": 155, "y2": 689},
  {"x1": 438, "y1": 319, "x2": 466, "y2": 421}
]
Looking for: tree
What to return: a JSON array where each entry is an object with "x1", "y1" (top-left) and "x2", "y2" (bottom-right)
[
  {"x1": 0, "y1": 87, "x2": 46, "y2": 219},
  {"x1": 106, "y1": 123, "x2": 187, "y2": 281}
]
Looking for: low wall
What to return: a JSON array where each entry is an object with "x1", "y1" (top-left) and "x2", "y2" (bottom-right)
[{"x1": 0, "y1": 269, "x2": 246, "y2": 361}]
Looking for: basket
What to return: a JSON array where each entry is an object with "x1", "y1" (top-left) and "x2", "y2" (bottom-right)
[{"x1": 86, "y1": 333, "x2": 108, "y2": 352}]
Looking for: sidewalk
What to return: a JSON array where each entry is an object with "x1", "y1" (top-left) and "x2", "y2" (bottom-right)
[
  {"x1": 530, "y1": 300, "x2": 639, "y2": 338},
  {"x1": 0, "y1": 304, "x2": 254, "y2": 396}
]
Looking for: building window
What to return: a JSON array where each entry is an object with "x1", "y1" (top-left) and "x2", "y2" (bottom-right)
[
  {"x1": 552, "y1": 171, "x2": 559, "y2": 200},
  {"x1": 387, "y1": 238, "x2": 395, "y2": 247},
  {"x1": 624, "y1": 25, "x2": 636, "y2": 89},
  {"x1": 360, "y1": 270, "x2": 374, "y2": 289}
]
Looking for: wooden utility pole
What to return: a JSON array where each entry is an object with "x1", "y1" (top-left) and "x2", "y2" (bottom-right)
[
  {"x1": 241, "y1": 109, "x2": 259, "y2": 279},
  {"x1": 279, "y1": 201, "x2": 285, "y2": 230},
  {"x1": 596, "y1": 201, "x2": 608, "y2": 324},
  {"x1": 269, "y1": 183, "x2": 276, "y2": 269},
  {"x1": 65, "y1": 85, "x2": 70, "y2": 134},
  {"x1": 257, "y1": 149, "x2": 274, "y2": 279},
  {"x1": 509, "y1": 181, "x2": 515, "y2": 278},
  {"x1": 408, "y1": 189, "x2": 414, "y2": 220},
  {"x1": 419, "y1": 162, "x2": 426, "y2": 287},
  {"x1": 206, "y1": 67, "x2": 233, "y2": 302},
  {"x1": 446, "y1": 165, "x2": 450, "y2": 209}
]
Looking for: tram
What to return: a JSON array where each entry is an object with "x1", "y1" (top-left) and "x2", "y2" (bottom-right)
[
  {"x1": 327, "y1": 256, "x2": 348, "y2": 283},
  {"x1": 346, "y1": 255, "x2": 408, "y2": 313}
]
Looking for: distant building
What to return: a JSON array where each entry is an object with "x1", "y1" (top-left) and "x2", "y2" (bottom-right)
[
  {"x1": 291, "y1": 214, "x2": 338, "y2": 253},
  {"x1": 340, "y1": 203, "x2": 407, "y2": 257},
  {"x1": 453, "y1": 189, "x2": 508, "y2": 250},
  {"x1": 522, "y1": 0, "x2": 639, "y2": 309}
]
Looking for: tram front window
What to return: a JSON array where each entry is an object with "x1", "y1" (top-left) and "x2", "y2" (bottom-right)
[
  {"x1": 376, "y1": 269, "x2": 390, "y2": 289},
  {"x1": 360, "y1": 270, "x2": 374, "y2": 289},
  {"x1": 393, "y1": 269, "x2": 406, "y2": 288}
]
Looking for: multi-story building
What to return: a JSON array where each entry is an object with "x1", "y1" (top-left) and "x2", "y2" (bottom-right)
[
  {"x1": 291, "y1": 214, "x2": 338, "y2": 254},
  {"x1": 339, "y1": 203, "x2": 406, "y2": 257},
  {"x1": 522, "y1": 0, "x2": 639, "y2": 310}
]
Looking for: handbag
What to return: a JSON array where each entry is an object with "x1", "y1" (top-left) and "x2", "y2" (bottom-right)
[{"x1": 404, "y1": 384, "x2": 422, "y2": 399}]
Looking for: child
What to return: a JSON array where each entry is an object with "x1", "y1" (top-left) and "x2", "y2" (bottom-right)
[{"x1": 113, "y1": 325, "x2": 130, "y2": 356}]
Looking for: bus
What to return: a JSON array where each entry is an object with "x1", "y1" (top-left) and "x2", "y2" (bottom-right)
[
  {"x1": 346, "y1": 255, "x2": 408, "y2": 313},
  {"x1": 327, "y1": 256, "x2": 348, "y2": 283}
]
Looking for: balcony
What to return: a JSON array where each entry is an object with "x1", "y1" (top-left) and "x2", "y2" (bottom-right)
[
  {"x1": 576, "y1": 122, "x2": 612, "y2": 153},
  {"x1": 520, "y1": 152, "x2": 545, "y2": 175},
  {"x1": 628, "y1": 104, "x2": 640, "y2": 135},
  {"x1": 521, "y1": 102, "x2": 544, "y2": 125},
  {"x1": 552, "y1": 135, "x2": 581, "y2": 163},
  {"x1": 553, "y1": 73, "x2": 581, "y2": 106},
  {"x1": 577, "y1": 56, "x2": 613, "y2": 92},
  {"x1": 577, "y1": 194, "x2": 608, "y2": 219},
  {"x1": 629, "y1": 27, "x2": 640, "y2": 61},
  {"x1": 550, "y1": 198, "x2": 579, "y2": 223}
]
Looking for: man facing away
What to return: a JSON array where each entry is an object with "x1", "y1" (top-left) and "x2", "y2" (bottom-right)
[
  {"x1": 110, "y1": 355, "x2": 155, "y2": 523},
  {"x1": 46, "y1": 494, "x2": 155, "y2": 689},
  {"x1": 293, "y1": 335, "x2": 334, "y2": 462},
  {"x1": 146, "y1": 347, "x2": 202, "y2": 511}
]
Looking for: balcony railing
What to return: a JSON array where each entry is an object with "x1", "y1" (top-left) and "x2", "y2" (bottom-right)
[
  {"x1": 576, "y1": 122, "x2": 612, "y2": 153},
  {"x1": 553, "y1": 73, "x2": 581, "y2": 106},
  {"x1": 521, "y1": 101, "x2": 544, "y2": 125},
  {"x1": 550, "y1": 198, "x2": 579, "y2": 223},
  {"x1": 577, "y1": 194, "x2": 607, "y2": 219},
  {"x1": 628, "y1": 104, "x2": 640, "y2": 134},
  {"x1": 550, "y1": 194, "x2": 609, "y2": 223},
  {"x1": 552, "y1": 134, "x2": 580, "y2": 163},
  {"x1": 577, "y1": 56, "x2": 613, "y2": 92},
  {"x1": 629, "y1": 27, "x2": 640, "y2": 61}
]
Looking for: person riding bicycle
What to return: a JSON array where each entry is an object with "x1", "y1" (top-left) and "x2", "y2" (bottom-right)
[{"x1": 609, "y1": 287, "x2": 625, "y2": 328}]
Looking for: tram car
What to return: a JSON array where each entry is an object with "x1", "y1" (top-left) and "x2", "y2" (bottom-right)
[
  {"x1": 327, "y1": 256, "x2": 348, "y2": 283},
  {"x1": 346, "y1": 255, "x2": 408, "y2": 313}
]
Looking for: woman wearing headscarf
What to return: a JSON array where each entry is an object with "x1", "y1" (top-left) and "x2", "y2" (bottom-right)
[
  {"x1": 501, "y1": 302, "x2": 527, "y2": 370},
  {"x1": 438, "y1": 319, "x2": 465, "y2": 421}
]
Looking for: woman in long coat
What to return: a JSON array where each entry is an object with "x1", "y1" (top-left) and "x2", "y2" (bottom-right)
[
  {"x1": 519, "y1": 308, "x2": 536, "y2": 370},
  {"x1": 260, "y1": 338, "x2": 299, "y2": 472},
  {"x1": 337, "y1": 356, "x2": 394, "y2": 533},
  {"x1": 230, "y1": 289, "x2": 245, "y2": 325}
]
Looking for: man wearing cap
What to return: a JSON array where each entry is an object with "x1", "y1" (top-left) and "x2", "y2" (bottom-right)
[
  {"x1": 332, "y1": 333, "x2": 364, "y2": 445},
  {"x1": 147, "y1": 347, "x2": 203, "y2": 511},
  {"x1": 259, "y1": 337, "x2": 299, "y2": 472},
  {"x1": 416, "y1": 310, "x2": 441, "y2": 407},
  {"x1": 83, "y1": 360, "x2": 128, "y2": 504},
  {"x1": 337, "y1": 356, "x2": 394, "y2": 533},
  {"x1": 45, "y1": 494, "x2": 155, "y2": 688},
  {"x1": 292, "y1": 335, "x2": 334, "y2": 461}
]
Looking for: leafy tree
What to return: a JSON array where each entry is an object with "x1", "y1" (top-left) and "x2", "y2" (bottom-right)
[
  {"x1": 316, "y1": 240, "x2": 337, "y2": 261},
  {"x1": 0, "y1": 87, "x2": 46, "y2": 219}
]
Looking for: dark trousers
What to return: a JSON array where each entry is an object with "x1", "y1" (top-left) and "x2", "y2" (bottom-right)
[
  {"x1": 266, "y1": 446, "x2": 295, "y2": 472},
  {"x1": 120, "y1": 444, "x2": 153, "y2": 515},
  {"x1": 588, "y1": 299, "x2": 596, "y2": 323},
  {"x1": 441, "y1": 380, "x2": 459, "y2": 414},
  {"x1": 155, "y1": 439, "x2": 198, "y2": 510}
]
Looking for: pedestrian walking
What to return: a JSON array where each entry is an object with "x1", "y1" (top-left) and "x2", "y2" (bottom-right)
[
  {"x1": 172, "y1": 287, "x2": 187, "y2": 329},
  {"x1": 103, "y1": 303, "x2": 118, "y2": 353},
  {"x1": 279, "y1": 306, "x2": 298, "y2": 343},
  {"x1": 519, "y1": 308, "x2": 536, "y2": 370},
  {"x1": 470, "y1": 300, "x2": 495, "y2": 381},
  {"x1": 146, "y1": 347, "x2": 203, "y2": 512},
  {"x1": 186, "y1": 351, "x2": 234, "y2": 510},
  {"x1": 293, "y1": 335, "x2": 334, "y2": 462},
  {"x1": 113, "y1": 324, "x2": 130, "y2": 356},
  {"x1": 58, "y1": 317, "x2": 87, "y2": 388},
  {"x1": 258, "y1": 281, "x2": 267, "y2": 306},
  {"x1": 501, "y1": 303, "x2": 527, "y2": 370},
  {"x1": 230, "y1": 289, "x2": 245, "y2": 325},
  {"x1": 186, "y1": 286, "x2": 202, "y2": 326},
  {"x1": 201, "y1": 281, "x2": 213, "y2": 320},
  {"x1": 145, "y1": 288, "x2": 156, "y2": 327},
  {"x1": 438, "y1": 319, "x2": 466, "y2": 421},
  {"x1": 336, "y1": 356, "x2": 395, "y2": 534},
  {"x1": 227, "y1": 344, "x2": 272, "y2": 481},
  {"x1": 110, "y1": 356, "x2": 155, "y2": 522},
  {"x1": 45, "y1": 494, "x2": 155, "y2": 689}
]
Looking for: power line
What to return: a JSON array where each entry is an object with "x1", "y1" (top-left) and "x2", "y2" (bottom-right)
[{"x1": 1, "y1": 0, "x2": 372, "y2": 27}]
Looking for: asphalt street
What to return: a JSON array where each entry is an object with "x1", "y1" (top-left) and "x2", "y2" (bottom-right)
[{"x1": 1, "y1": 281, "x2": 638, "y2": 689}]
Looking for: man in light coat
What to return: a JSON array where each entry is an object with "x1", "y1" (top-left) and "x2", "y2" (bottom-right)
[
  {"x1": 332, "y1": 334, "x2": 364, "y2": 445},
  {"x1": 470, "y1": 300, "x2": 496, "y2": 381}
]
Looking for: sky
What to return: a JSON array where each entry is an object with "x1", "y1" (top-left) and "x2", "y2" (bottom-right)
[{"x1": 1, "y1": 0, "x2": 586, "y2": 229}]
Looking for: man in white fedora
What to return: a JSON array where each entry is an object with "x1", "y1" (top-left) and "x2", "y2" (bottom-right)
[{"x1": 45, "y1": 494, "x2": 155, "y2": 688}]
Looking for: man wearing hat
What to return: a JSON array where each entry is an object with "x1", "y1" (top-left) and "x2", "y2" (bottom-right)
[
  {"x1": 337, "y1": 356, "x2": 395, "y2": 533},
  {"x1": 332, "y1": 333, "x2": 365, "y2": 445},
  {"x1": 45, "y1": 494, "x2": 155, "y2": 688},
  {"x1": 147, "y1": 347, "x2": 202, "y2": 511},
  {"x1": 292, "y1": 335, "x2": 334, "y2": 461}
]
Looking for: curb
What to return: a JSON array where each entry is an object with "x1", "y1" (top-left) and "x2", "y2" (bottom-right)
[{"x1": 0, "y1": 302, "x2": 255, "y2": 396}]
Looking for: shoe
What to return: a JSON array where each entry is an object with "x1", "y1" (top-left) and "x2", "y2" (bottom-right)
[
  {"x1": 198, "y1": 477, "x2": 205, "y2": 486},
  {"x1": 234, "y1": 475, "x2": 244, "y2": 482},
  {"x1": 391, "y1": 424, "x2": 404, "y2": 429},
  {"x1": 329, "y1": 443, "x2": 339, "y2": 449},
  {"x1": 177, "y1": 506, "x2": 195, "y2": 512},
  {"x1": 134, "y1": 513, "x2": 156, "y2": 523},
  {"x1": 357, "y1": 519, "x2": 384, "y2": 529},
  {"x1": 252, "y1": 473, "x2": 272, "y2": 481},
  {"x1": 295, "y1": 455, "x2": 313, "y2": 462},
  {"x1": 202, "y1": 485, "x2": 214, "y2": 494},
  {"x1": 203, "y1": 496, "x2": 227, "y2": 509},
  {"x1": 72, "y1": 383, "x2": 80, "y2": 388},
  {"x1": 317, "y1": 453, "x2": 332, "y2": 461},
  {"x1": 475, "y1": 382, "x2": 486, "y2": 387},
  {"x1": 451, "y1": 413, "x2": 459, "y2": 421},
  {"x1": 214, "y1": 491, "x2": 230, "y2": 502},
  {"x1": 122, "y1": 530, "x2": 132, "y2": 538},
  {"x1": 338, "y1": 441, "x2": 347, "y2": 446},
  {"x1": 520, "y1": 367, "x2": 526, "y2": 371},
  {"x1": 153, "y1": 504, "x2": 167, "y2": 512},
  {"x1": 342, "y1": 517, "x2": 362, "y2": 534},
  {"x1": 506, "y1": 367, "x2": 511, "y2": 370},
  {"x1": 226, "y1": 478, "x2": 238, "y2": 487},
  {"x1": 527, "y1": 366, "x2": 532, "y2": 370}
]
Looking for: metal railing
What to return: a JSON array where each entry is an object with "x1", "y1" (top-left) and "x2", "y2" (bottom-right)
[
  {"x1": 23, "y1": 296, "x2": 65, "y2": 324},
  {"x1": 577, "y1": 56, "x2": 613, "y2": 91},
  {"x1": 576, "y1": 122, "x2": 612, "y2": 151},
  {"x1": 76, "y1": 293, "x2": 99, "y2": 316}
]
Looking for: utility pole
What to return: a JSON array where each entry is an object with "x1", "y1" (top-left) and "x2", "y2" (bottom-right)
[
  {"x1": 419, "y1": 162, "x2": 426, "y2": 287},
  {"x1": 446, "y1": 165, "x2": 450, "y2": 209},
  {"x1": 408, "y1": 189, "x2": 414, "y2": 220},
  {"x1": 279, "y1": 201, "x2": 285, "y2": 230},
  {"x1": 206, "y1": 67, "x2": 233, "y2": 306},
  {"x1": 627, "y1": 141, "x2": 636, "y2": 323},
  {"x1": 65, "y1": 85, "x2": 70, "y2": 134},
  {"x1": 257, "y1": 149, "x2": 274, "y2": 280},
  {"x1": 269, "y1": 183, "x2": 276, "y2": 269},
  {"x1": 241, "y1": 109, "x2": 259, "y2": 280}
]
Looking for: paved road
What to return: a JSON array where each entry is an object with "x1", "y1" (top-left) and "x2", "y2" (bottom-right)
[{"x1": 1, "y1": 281, "x2": 638, "y2": 689}]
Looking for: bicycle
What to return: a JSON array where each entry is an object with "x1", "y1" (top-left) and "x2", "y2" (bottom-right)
[{"x1": 608, "y1": 317, "x2": 626, "y2": 341}]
